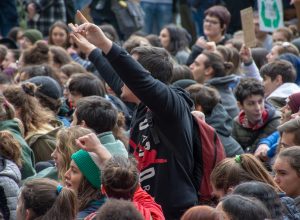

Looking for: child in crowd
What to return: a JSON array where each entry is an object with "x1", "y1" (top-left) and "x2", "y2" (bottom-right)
[{"x1": 232, "y1": 78, "x2": 281, "y2": 152}]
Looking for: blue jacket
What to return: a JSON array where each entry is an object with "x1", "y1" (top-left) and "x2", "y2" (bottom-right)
[
  {"x1": 258, "y1": 131, "x2": 280, "y2": 158},
  {"x1": 77, "y1": 198, "x2": 106, "y2": 219}
]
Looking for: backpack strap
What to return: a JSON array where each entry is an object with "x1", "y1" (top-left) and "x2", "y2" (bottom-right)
[
  {"x1": 146, "y1": 110, "x2": 160, "y2": 145},
  {"x1": 146, "y1": 110, "x2": 201, "y2": 195}
]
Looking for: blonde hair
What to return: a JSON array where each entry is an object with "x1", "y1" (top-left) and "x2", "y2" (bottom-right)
[{"x1": 56, "y1": 126, "x2": 92, "y2": 182}]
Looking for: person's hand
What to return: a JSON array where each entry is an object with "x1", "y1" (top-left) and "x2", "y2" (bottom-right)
[
  {"x1": 254, "y1": 144, "x2": 269, "y2": 161},
  {"x1": 67, "y1": 46, "x2": 78, "y2": 55},
  {"x1": 76, "y1": 133, "x2": 112, "y2": 167},
  {"x1": 27, "y1": 3, "x2": 36, "y2": 20},
  {"x1": 68, "y1": 26, "x2": 97, "y2": 56},
  {"x1": 195, "y1": 37, "x2": 208, "y2": 49},
  {"x1": 69, "y1": 11, "x2": 112, "y2": 54},
  {"x1": 191, "y1": 111, "x2": 205, "y2": 121},
  {"x1": 84, "y1": 212, "x2": 97, "y2": 220},
  {"x1": 240, "y1": 44, "x2": 252, "y2": 64},
  {"x1": 206, "y1": 42, "x2": 217, "y2": 52},
  {"x1": 76, "y1": 133, "x2": 103, "y2": 152}
]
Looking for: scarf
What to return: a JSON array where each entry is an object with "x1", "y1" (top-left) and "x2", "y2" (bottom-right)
[{"x1": 238, "y1": 110, "x2": 269, "y2": 130}]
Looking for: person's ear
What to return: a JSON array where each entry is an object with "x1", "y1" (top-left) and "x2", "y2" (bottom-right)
[
  {"x1": 205, "y1": 66, "x2": 214, "y2": 77},
  {"x1": 221, "y1": 24, "x2": 226, "y2": 33},
  {"x1": 25, "y1": 209, "x2": 31, "y2": 220},
  {"x1": 275, "y1": 74, "x2": 283, "y2": 85},
  {"x1": 226, "y1": 187, "x2": 234, "y2": 195},
  {"x1": 80, "y1": 120, "x2": 87, "y2": 128}
]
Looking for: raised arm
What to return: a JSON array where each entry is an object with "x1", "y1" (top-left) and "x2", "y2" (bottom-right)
[
  {"x1": 69, "y1": 17, "x2": 123, "y2": 96},
  {"x1": 70, "y1": 12, "x2": 191, "y2": 119}
]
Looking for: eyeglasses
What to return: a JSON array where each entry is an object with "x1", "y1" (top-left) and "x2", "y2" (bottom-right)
[{"x1": 204, "y1": 18, "x2": 220, "y2": 25}]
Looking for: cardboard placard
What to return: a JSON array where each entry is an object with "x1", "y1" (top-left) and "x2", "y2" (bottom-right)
[{"x1": 240, "y1": 7, "x2": 256, "y2": 48}]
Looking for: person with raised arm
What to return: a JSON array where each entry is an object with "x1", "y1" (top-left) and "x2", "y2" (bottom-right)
[{"x1": 69, "y1": 11, "x2": 200, "y2": 220}]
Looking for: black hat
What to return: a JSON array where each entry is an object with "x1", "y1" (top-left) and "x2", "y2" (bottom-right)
[{"x1": 27, "y1": 76, "x2": 62, "y2": 100}]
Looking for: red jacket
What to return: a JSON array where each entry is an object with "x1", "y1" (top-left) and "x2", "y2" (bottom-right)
[{"x1": 133, "y1": 186, "x2": 165, "y2": 220}]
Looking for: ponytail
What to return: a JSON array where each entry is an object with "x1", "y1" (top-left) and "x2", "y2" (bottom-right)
[{"x1": 20, "y1": 178, "x2": 77, "y2": 220}]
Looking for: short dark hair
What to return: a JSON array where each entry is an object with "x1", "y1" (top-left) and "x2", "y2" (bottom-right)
[
  {"x1": 220, "y1": 194, "x2": 271, "y2": 220},
  {"x1": 277, "y1": 118, "x2": 300, "y2": 146},
  {"x1": 75, "y1": 96, "x2": 117, "y2": 134},
  {"x1": 260, "y1": 60, "x2": 296, "y2": 83},
  {"x1": 186, "y1": 84, "x2": 220, "y2": 115},
  {"x1": 68, "y1": 73, "x2": 106, "y2": 97},
  {"x1": 234, "y1": 78, "x2": 264, "y2": 104},
  {"x1": 131, "y1": 46, "x2": 174, "y2": 84},
  {"x1": 204, "y1": 5, "x2": 231, "y2": 34},
  {"x1": 202, "y1": 51, "x2": 232, "y2": 77},
  {"x1": 102, "y1": 156, "x2": 139, "y2": 200},
  {"x1": 96, "y1": 199, "x2": 144, "y2": 220}
]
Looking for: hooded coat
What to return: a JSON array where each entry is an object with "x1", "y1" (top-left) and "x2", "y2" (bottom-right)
[
  {"x1": 205, "y1": 75, "x2": 240, "y2": 119},
  {"x1": 0, "y1": 157, "x2": 21, "y2": 220},
  {"x1": 206, "y1": 103, "x2": 244, "y2": 157}
]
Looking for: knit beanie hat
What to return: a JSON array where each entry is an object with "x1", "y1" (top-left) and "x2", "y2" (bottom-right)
[
  {"x1": 288, "y1": 91, "x2": 300, "y2": 114},
  {"x1": 23, "y1": 29, "x2": 43, "y2": 44},
  {"x1": 71, "y1": 149, "x2": 101, "y2": 188},
  {"x1": 27, "y1": 76, "x2": 62, "y2": 100}
]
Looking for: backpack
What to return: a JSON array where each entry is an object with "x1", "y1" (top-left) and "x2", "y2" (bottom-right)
[
  {"x1": 192, "y1": 115, "x2": 225, "y2": 204},
  {"x1": 111, "y1": 0, "x2": 144, "y2": 38},
  {"x1": 147, "y1": 111, "x2": 225, "y2": 204}
]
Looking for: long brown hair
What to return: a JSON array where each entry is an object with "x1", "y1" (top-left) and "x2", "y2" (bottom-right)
[
  {"x1": 77, "y1": 177, "x2": 103, "y2": 211},
  {"x1": 210, "y1": 154, "x2": 280, "y2": 193},
  {"x1": 20, "y1": 178, "x2": 77, "y2": 220},
  {"x1": 3, "y1": 82, "x2": 56, "y2": 137},
  {"x1": 0, "y1": 130, "x2": 22, "y2": 167},
  {"x1": 56, "y1": 126, "x2": 92, "y2": 182}
]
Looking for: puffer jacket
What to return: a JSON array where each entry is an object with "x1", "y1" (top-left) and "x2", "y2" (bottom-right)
[{"x1": 0, "y1": 157, "x2": 21, "y2": 220}]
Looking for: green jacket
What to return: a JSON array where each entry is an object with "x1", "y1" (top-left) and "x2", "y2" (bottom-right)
[
  {"x1": 97, "y1": 131, "x2": 128, "y2": 158},
  {"x1": 24, "y1": 167, "x2": 58, "y2": 184},
  {"x1": 0, "y1": 119, "x2": 36, "y2": 179}
]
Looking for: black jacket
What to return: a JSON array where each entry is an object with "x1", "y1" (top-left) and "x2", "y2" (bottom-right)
[{"x1": 89, "y1": 45, "x2": 198, "y2": 217}]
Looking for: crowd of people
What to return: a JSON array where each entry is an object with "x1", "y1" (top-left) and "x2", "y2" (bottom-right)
[{"x1": 1, "y1": 1, "x2": 300, "y2": 220}]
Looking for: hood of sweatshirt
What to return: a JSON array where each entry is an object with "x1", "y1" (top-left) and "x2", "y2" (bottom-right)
[{"x1": 206, "y1": 103, "x2": 233, "y2": 137}]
